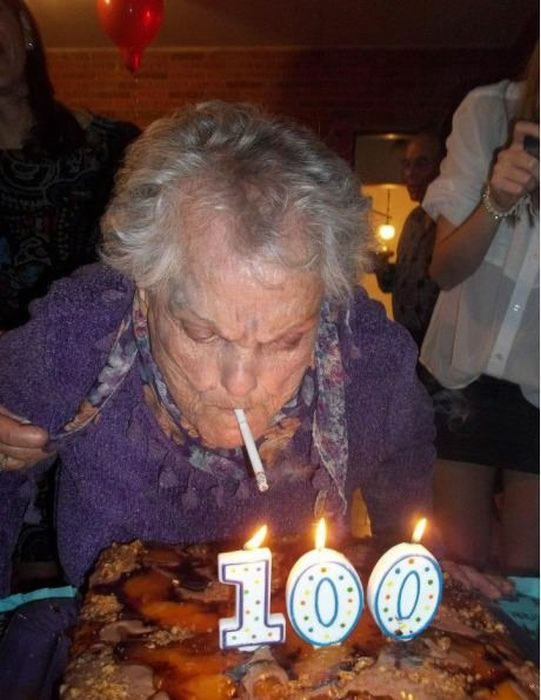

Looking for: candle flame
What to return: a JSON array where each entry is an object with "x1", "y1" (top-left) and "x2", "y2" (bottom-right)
[
  {"x1": 244, "y1": 525, "x2": 267, "y2": 550},
  {"x1": 315, "y1": 518, "x2": 326, "y2": 550},
  {"x1": 412, "y1": 518, "x2": 427, "y2": 543}
]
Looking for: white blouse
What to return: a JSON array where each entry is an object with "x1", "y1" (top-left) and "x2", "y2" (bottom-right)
[{"x1": 420, "y1": 80, "x2": 539, "y2": 406}]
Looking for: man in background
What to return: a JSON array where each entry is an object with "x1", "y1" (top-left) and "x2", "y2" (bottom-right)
[{"x1": 374, "y1": 133, "x2": 444, "y2": 347}]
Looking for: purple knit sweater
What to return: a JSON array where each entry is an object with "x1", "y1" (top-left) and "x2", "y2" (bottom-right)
[{"x1": 0, "y1": 264, "x2": 435, "y2": 594}]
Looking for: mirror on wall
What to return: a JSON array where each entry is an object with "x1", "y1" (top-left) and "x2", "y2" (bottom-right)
[{"x1": 354, "y1": 132, "x2": 410, "y2": 185}]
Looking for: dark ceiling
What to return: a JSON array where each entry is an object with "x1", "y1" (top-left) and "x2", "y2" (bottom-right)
[{"x1": 27, "y1": 0, "x2": 538, "y2": 50}]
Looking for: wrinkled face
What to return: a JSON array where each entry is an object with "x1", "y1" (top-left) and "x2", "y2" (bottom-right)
[
  {"x1": 143, "y1": 221, "x2": 323, "y2": 449},
  {"x1": 401, "y1": 137, "x2": 441, "y2": 203},
  {"x1": 0, "y1": 2, "x2": 26, "y2": 91}
]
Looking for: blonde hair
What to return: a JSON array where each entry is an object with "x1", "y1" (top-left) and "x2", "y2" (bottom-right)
[{"x1": 518, "y1": 42, "x2": 539, "y2": 122}]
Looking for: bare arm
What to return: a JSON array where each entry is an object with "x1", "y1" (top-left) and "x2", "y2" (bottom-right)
[
  {"x1": 429, "y1": 209, "x2": 501, "y2": 290},
  {"x1": 429, "y1": 121, "x2": 539, "y2": 290}
]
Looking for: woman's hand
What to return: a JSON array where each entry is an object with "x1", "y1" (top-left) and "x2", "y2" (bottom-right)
[
  {"x1": 0, "y1": 405, "x2": 52, "y2": 471},
  {"x1": 442, "y1": 560, "x2": 515, "y2": 600},
  {"x1": 489, "y1": 120, "x2": 539, "y2": 212},
  {"x1": 430, "y1": 120, "x2": 539, "y2": 290}
]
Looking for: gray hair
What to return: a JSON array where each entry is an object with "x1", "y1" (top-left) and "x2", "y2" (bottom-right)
[{"x1": 101, "y1": 101, "x2": 371, "y2": 304}]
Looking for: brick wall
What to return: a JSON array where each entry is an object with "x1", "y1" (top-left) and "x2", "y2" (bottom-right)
[{"x1": 48, "y1": 46, "x2": 524, "y2": 163}]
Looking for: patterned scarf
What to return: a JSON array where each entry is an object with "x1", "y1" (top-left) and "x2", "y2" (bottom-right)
[{"x1": 50, "y1": 292, "x2": 351, "y2": 513}]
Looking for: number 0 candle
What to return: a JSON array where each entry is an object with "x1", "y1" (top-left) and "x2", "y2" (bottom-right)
[
  {"x1": 218, "y1": 525, "x2": 286, "y2": 651},
  {"x1": 286, "y1": 519, "x2": 364, "y2": 647},
  {"x1": 367, "y1": 518, "x2": 443, "y2": 641}
]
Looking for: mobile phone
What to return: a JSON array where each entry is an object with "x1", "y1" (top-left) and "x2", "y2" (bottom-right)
[{"x1": 524, "y1": 135, "x2": 539, "y2": 160}]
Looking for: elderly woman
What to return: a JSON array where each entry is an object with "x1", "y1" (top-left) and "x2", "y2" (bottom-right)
[
  {"x1": 1, "y1": 100, "x2": 435, "y2": 577},
  {"x1": 0, "y1": 102, "x2": 435, "y2": 649}
]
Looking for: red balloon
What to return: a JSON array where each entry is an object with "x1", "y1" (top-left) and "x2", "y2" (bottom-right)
[{"x1": 97, "y1": 0, "x2": 165, "y2": 73}]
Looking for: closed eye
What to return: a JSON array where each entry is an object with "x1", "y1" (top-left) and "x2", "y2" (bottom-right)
[
  {"x1": 272, "y1": 334, "x2": 304, "y2": 351},
  {"x1": 181, "y1": 322, "x2": 218, "y2": 344}
]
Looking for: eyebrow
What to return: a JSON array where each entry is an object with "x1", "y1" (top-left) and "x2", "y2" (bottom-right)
[
  {"x1": 268, "y1": 315, "x2": 320, "y2": 343},
  {"x1": 176, "y1": 308, "x2": 319, "y2": 343}
]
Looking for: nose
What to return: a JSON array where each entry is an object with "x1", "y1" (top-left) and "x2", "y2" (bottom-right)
[{"x1": 220, "y1": 346, "x2": 258, "y2": 399}]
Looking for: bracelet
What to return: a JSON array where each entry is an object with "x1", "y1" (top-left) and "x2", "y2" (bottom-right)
[{"x1": 481, "y1": 184, "x2": 524, "y2": 221}]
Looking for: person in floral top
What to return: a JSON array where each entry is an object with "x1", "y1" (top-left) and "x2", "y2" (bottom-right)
[{"x1": 0, "y1": 0, "x2": 139, "y2": 331}]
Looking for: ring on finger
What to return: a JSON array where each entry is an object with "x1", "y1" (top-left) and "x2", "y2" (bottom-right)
[{"x1": 0, "y1": 453, "x2": 8, "y2": 469}]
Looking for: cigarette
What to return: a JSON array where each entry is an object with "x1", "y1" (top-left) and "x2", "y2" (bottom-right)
[{"x1": 233, "y1": 408, "x2": 269, "y2": 492}]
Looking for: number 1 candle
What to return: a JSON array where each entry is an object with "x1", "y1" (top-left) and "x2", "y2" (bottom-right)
[
  {"x1": 286, "y1": 519, "x2": 364, "y2": 647},
  {"x1": 218, "y1": 525, "x2": 286, "y2": 651},
  {"x1": 367, "y1": 518, "x2": 443, "y2": 641}
]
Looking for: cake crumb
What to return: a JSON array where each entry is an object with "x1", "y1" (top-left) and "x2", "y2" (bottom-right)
[
  {"x1": 89, "y1": 541, "x2": 144, "y2": 585},
  {"x1": 80, "y1": 594, "x2": 122, "y2": 622},
  {"x1": 145, "y1": 626, "x2": 193, "y2": 646}
]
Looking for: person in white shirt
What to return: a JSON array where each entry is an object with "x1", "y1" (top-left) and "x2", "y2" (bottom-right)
[{"x1": 420, "y1": 44, "x2": 539, "y2": 574}]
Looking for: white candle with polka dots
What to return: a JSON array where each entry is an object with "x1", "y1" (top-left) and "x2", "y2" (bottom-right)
[
  {"x1": 218, "y1": 525, "x2": 286, "y2": 651},
  {"x1": 286, "y1": 519, "x2": 364, "y2": 648},
  {"x1": 367, "y1": 518, "x2": 443, "y2": 641}
]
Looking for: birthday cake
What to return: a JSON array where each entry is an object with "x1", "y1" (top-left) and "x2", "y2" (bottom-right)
[{"x1": 60, "y1": 537, "x2": 539, "y2": 699}]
